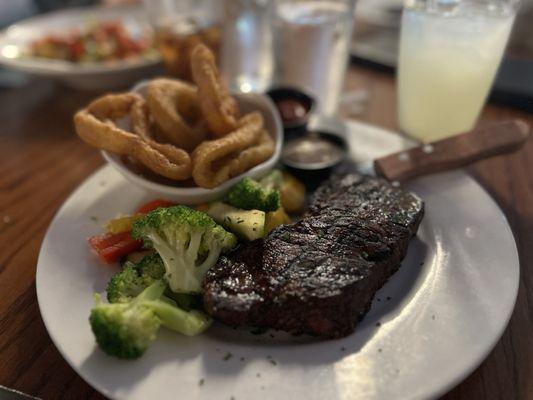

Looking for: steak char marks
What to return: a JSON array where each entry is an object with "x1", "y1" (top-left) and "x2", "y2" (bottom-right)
[{"x1": 203, "y1": 173, "x2": 424, "y2": 338}]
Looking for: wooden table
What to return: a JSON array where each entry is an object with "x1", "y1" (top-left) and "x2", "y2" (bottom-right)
[{"x1": 0, "y1": 65, "x2": 531, "y2": 400}]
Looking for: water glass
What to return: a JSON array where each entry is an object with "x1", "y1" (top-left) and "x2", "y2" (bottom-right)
[
  {"x1": 220, "y1": 0, "x2": 275, "y2": 93},
  {"x1": 398, "y1": 0, "x2": 520, "y2": 142},
  {"x1": 274, "y1": 0, "x2": 357, "y2": 116}
]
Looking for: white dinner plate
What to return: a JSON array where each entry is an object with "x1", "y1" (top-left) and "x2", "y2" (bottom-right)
[
  {"x1": 36, "y1": 120, "x2": 519, "y2": 400},
  {"x1": 0, "y1": 5, "x2": 161, "y2": 90}
]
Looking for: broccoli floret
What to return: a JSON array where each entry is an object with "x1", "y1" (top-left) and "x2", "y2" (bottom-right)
[
  {"x1": 90, "y1": 280, "x2": 166, "y2": 359},
  {"x1": 90, "y1": 280, "x2": 212, "y2": 359},
  {"x1": 106, "y1": 263, "x2": 146, "y2": 304},
  {"x1": 108, "y1": 254, "x2": 201, "y2": 309},
  {"x1": 107, "y1": 254, "x2": 166, "y2": 303},
  {"x1": 135, "y1": 253, "x2": 166, "y2": 279},
  {"x1": 259, "y1": 169, "x2": 284, "y2": 190},
  {"x1": 131, "y1": 206, "x2": 237, "y2": 294},
  {"x1": 226, "y1": 177, "x2": 280, "y2": 212}
]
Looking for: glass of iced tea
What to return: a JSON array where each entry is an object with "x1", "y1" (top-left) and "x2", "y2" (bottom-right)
[{"x1": 143, "y1": 0, "x2": 222, "y2": 81}]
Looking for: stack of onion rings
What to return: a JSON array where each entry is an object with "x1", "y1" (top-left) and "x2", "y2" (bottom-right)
[{"x1": 73, "y1": 44, "x2": 275, "y2": 189}]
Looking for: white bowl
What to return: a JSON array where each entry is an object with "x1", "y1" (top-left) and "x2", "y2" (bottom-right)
[
  {"x1": 102, "y1": 80, "x2": 283, "y2": 204},
  {"x1": 0, "y1": 5, "x2": 162, "y2": 90}
]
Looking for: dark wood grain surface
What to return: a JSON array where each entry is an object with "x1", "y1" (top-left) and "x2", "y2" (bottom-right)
[{"x1": 0, "y1": 65, "x2": 531, "y2": 400}]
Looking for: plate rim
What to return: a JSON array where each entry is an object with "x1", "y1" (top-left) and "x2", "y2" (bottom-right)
[{"x1": 419, "y1": 174, "x2": 519, "y2": 399}]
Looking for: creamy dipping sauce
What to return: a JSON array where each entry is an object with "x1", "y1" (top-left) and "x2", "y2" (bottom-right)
[{"x1": 283, "y1": 133, "x2": 345, "y2": 169}]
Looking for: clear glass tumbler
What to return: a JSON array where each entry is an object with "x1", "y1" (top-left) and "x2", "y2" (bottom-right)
[
  {"x1": 220, "y1": 0, "x2": 275, "y2": 93},
  {"x1": 274, "y1": 0, "x2": 357, "y2": 116},
  {"x1": 398, "y1": 0, "x2": 520, "y2": 142},
  {"x1": 143, "y1": 0, "x2": 221, "y2": 81}
]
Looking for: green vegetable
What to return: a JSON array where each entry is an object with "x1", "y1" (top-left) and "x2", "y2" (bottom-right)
[
  {"x1": 90, "y1": 280, "x2": 212, "y2": 359},
  {"x1": 131, "y1": 206, "x2": 237, "y2": 294},
  {"x1": 207, "y1": 202, "x2": 266, "y2": 241},
  {"x1": 261, "y1": 170, "x2": 307, "y2": 213},
  {"x1": 259, "y1": 170, "x2": 284, "y2": 191},
  {"x1": 123, "y1": 250, "x2": 155, "y2": 264},
  {"x1": 226, "y1": 177, "x2": 280, "y2": 212},
  {"x1": 107, "y1": 253, "x2": 165, "y2": 303},
  {"x1": 109, "y1": 254, "x2": 201, "y2": 310}
]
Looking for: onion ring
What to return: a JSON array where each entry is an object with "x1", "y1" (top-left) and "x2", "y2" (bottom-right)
[
  {"x1": 146, "y1": 78, "x2": 206, "y2": 151},
  {"x1": 74, "y1": 93, "x2": 192, "y2": 181},
  {"x1": 191, "y1": 44, "x2": 240, "y2": 138},
  {"x1": 191, "y1": 112, "x2": 263, "y2": 188},
  {"x1": 129, "y1": 97, "x2": 194, "y2": 170},
  {"x1": 228, "y1": 130, "x2": 275, "y2": 177}
]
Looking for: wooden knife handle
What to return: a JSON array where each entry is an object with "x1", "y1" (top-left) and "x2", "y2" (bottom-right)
[{"x1": 374, "y1": 120, "x2": 530, "y2": 182}]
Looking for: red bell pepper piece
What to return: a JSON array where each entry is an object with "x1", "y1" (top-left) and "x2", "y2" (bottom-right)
[
  {"x1": 88, "y1": 231, "x2": 142, "y2": 264},
  {"x1": 136, "y1": 199, "x2": 175, "y2": 214},
  {"x1": 87, "y1": 199, "x2": 175, "y2": 265}
]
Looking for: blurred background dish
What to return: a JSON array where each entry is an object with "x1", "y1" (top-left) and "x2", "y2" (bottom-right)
[{"x1": 0, "y1": 4, "x2": 162, "y2": 90}]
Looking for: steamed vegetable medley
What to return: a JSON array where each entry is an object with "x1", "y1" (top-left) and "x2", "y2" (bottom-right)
[{"x1": 87, "y1": 170, "x2": 305, "y2": 358}]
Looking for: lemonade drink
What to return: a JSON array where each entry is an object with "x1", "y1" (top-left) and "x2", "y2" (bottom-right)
[{"x1": 398, "y1": 2, "x2": 516, "y2": 142}]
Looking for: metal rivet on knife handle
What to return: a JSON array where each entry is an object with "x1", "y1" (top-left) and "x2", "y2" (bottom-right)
[{"x1": 373, "y1": 119, "x2": 530, "y2": 183}]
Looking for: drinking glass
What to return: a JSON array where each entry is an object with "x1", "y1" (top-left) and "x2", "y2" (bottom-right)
[
  {"x1": 220, "y1": 0, "x2": 275, "y2": 93},
  {"x1": 398, "y1": 0, "x2": 520, "y2": 142},
  {"x1": 142, "y1": 0, "x2": 221, "y2": 81},
  {"x1": 274, "y1": 0, "x2": 357, "y2": 116}
]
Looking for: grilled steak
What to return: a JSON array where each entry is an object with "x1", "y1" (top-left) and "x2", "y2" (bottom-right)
[{"x1": 203, "y1": 173, "x2": 424, "y2": 338}]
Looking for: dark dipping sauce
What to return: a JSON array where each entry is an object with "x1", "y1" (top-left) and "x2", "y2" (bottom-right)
[
  {"x1": 283, "y1": 133, "x2": 346, "y2": 170},
  {"x1": 267, "y1": 87, "x2": 315, "y2": 132},
  {"x1": 275, "y1": 98, "x2": 308, "y2": 123}
]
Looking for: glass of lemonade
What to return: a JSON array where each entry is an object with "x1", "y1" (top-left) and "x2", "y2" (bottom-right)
[
  {"x1": 398, "y1": 0, "x2": 519, "y2": 142},
  {"x1": 143, "y1": 0, "x2": 221, "y2": 81},
  {"x1": 275, "y1": 0, "x2": 357, "y2": 116}
]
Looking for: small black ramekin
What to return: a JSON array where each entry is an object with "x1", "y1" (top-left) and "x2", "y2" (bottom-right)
[
  {"x1": 266, "y1": 86, "x2": 316, "y2": 137},
  {"x1": 281, "y1": 130, "x2": 348, "y2": 189}
]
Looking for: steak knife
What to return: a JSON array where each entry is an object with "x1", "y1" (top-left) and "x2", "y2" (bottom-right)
[{"x1": 372, "y1": 119, "x2": 530, "y2": 182}]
